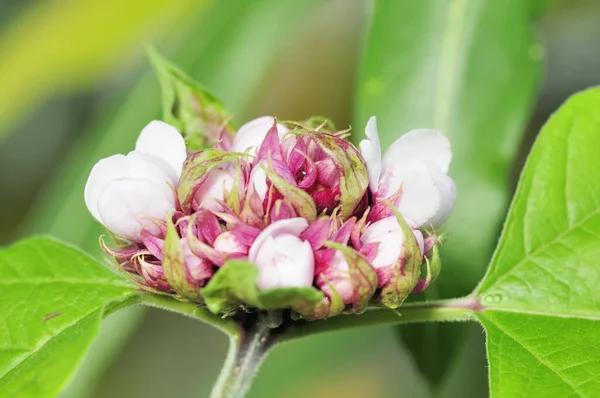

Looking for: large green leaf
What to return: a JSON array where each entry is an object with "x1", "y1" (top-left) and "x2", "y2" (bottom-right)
[
  {"x1": 0, "y1": 237, "x2": 136, "y2": 397},
  {"x1": 475, "y1": 87, "x2": 600, "y2": 397},
  {"x1": 353, "y1": 0, "x2": 548, "y2": 384}
]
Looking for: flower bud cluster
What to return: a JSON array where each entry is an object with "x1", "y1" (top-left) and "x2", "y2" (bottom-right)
[{"x1": 85, "y1": 115, "x2": 454, "y2": 318}]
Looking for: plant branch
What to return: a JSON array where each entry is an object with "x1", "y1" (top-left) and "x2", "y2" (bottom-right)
[
  {"x1": 281, "y1": 297, "x2": 480, "y2": 342},
  {"x1": 210, "y1": 314, "x2": 276, "y2": 398}
]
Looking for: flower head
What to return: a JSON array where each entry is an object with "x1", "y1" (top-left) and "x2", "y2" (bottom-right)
[
  {"x1": 87, "y1": 115, "x2": 454, "y2": 318},
  {"x1": 84, "y1": 121, "x2": 186, "y2": 242}
]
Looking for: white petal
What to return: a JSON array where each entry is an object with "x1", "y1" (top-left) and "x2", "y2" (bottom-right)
[
  {"x1": 126, "y1": 151, "x2": 178, "y2": 185},
  {"x1": 248, "y1": 164, "x2": 268, "y2": 201},
  {"x1": 84, "y1": 152, "x2": 176, "y2": 223},
  {"x1": 359, "y1": 116, "x2": 382, "y2": 192},
  {"x1": 96, "y1": 178, "x2": 176, "y2": 242},
  {"x1": 84, "y1": 154, "x2": 130, "y2": 222},
  {"x1": 414, "y1": 229, "x2": 425, "y2": 256},
  {"x1": 193, "y1": 167, "x2": 235, "y2": 210},
  {"x1": 256, "y1": 235, "x2": 314, "y2": 289},
  {"x1": 330, "y1": 250, "x2": 349, "y2": 271},
  {"x1": 278, "y1": 239, "x2": 314, "y2": 287},
  {"x1": 382, "y1": 129, "x2": 451, "y2": 174},
  {"x1": 231, "y1": 116, "x2": 289, "y2": 156},
  {"x1": 136, "y1": 121, "x2": 187, "y2": 179},
  {"x1": 361, "y1": 216, "x2": 403, "y2": 269},
  {"x1": 254, "y1": 236, "x2": 280, "y2": 288},
  {"x1": 248, "y1": 217, "x2": 308, "y2": 263},
  {"x1": 397, "y1": 162, "x2": 455, "y2": 228},
  {"x1": 214, "y1": 231, "x2": 247, "y2": 254}
]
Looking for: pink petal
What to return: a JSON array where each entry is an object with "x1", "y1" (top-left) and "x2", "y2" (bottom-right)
[
  {"x1": 270, "y1": 199, "x2": 296, "y2": 222},
  {"x1": 332, "y1": 217, "x2": 356, "y2": 245},
  {"x1": 316, "y1": 250, "x2": 354, "y2": 303},
  {"x1": 255, "y1": 120, "x2": 284, "y2": 163},
  {"x1": 231, "y1": 116, "x2": 289, "y2": 156},
  {"x1": 140, "y1": 230, "x2": 165, "y2": 260},
  {"x1": 300, "y1": 218, "x2": 332, "y2": 251},
  {"x1": 194, "y1": 211, "x2": 222, "y2": 245}
]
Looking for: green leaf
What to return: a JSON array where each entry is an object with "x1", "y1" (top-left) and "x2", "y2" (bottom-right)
[
  {"x1": 354, "y1": 0, "x2": 549, "y2": 384},
  {"x1": 474, "y1": 87, "x2": 600, "y2": 397},
  {"x1": 201, "y1": 260, "x2": 323, "y2": 314},
  {"x1": 0, "y1": 237, "x2": 137, "y2": 397},
  {"x1": 149, "y1": 48, "x2": 235, "y2": 150}
]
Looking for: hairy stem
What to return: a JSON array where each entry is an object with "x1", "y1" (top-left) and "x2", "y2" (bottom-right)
[
  {"x1": 282, "y1": 297, "x2": 480, "y2": 341},
  {"x1": 210, "y1": 315, "x2": 275, "y2": 398}
]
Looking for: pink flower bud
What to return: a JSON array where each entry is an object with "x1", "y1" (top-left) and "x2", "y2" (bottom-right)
[
  {"x1": 360, "y1": 216, "x2": 424, "y2": 287},
  {"x1": 248, "y1": 218, "x2": 314, "y2": 289},
  {"x1": 315, "y1": 243, "x2": 377, "y2": 309},
  {"x1": 231, "y1": 116, "x2": 289, "y2": 156},
  {"x1": 316, "y1": 250, "x2": 353, "y2": 303},
  {"x1": 192, "y1": 165, "x2": 237, "y2": 211},
  {"x1": 180, "y1": 237, "x2": 213, "y2": 283}
]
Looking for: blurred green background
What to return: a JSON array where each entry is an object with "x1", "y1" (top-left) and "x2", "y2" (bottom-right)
[{"x1": 1, "y1": 0, "x2": 599, "y2": 397}]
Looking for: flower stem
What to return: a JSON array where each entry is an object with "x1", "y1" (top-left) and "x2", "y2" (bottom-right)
[
  {"x1": 210, "y1": 315, "x2": 275, "y2": 398},
  {"x1": 281, "y1": 296, "x2": 480, "y2": 342}
]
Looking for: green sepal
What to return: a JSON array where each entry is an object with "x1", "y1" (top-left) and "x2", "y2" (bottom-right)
[
  {"x1": 264, "y1": 166, "x2": 317, "y2": 222},
  {"x1": 162, "y1": 218, "x2": 202, "y2": 301},
  {"x1": 225, "y1": 161, "x2": 244, "y2": 214},
  {"x1": 295, "y1": 130, "x2": 369, "y2": 219},
  {"x1": 380, "y1": 201, "x2": 422, "y2": 308},
  {"x1": 148, "y1": 48, "x2": 236, "y2": 150},
  {"x1": 177, "y1": 149, "x2": 244, "y2": 212},
  {"x1": 326, "y1": 282, "x2": 346, "y2": 316},
  {"x1": 283, "y1": 116, "x2": 337, "y2": 134},
  {"x1": 324, "y1": 241, "x2": 378, "y2": 313},
  {"x1": 201, "y1": 260, "x2": 260, "y2": 313},
  {"x1": 294, "y1": 278, "x2": 345, "y2": 319},
  {"x1": 201, "y1": 260, "x2": 323, "y2": 314},
  {"x1": 423, "y1": 242, "x2": 441, "y2": 288}
]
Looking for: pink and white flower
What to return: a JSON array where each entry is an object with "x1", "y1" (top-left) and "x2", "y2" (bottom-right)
[
  {"x1": 87, "y1": 113, "x2": 454, "y2": 318},
  {"x1": 84, "y1": 121, "x2": 186, "y2": 242},
  {"x1": 360, "y1": 116, "x2": 456, "y2": 228}
]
